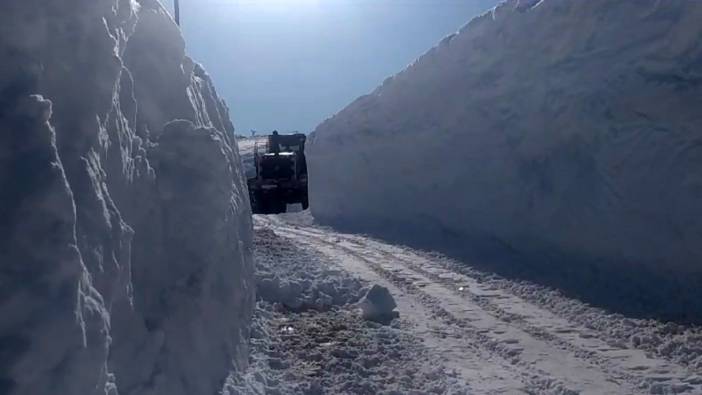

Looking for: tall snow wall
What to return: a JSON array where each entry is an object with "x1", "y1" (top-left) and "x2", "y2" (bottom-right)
[
  {"x1": 308, "y1": 0, "x2": 702, "y2": 322},
  {"x1": 0, "y1": 1, "x2": 254, "y2": 394}
]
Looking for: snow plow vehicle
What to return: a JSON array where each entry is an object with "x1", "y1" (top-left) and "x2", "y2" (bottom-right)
[{"x1": 247, "y1": 133, "x2": 309, "y2": 214}]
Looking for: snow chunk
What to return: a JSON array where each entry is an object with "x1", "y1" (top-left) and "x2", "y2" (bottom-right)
[{"x1": 360, "y1": 285, "x2": 399, "y2": 324}]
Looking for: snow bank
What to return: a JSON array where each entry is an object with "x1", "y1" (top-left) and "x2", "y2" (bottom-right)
[
  {"x1": 308, "y1": 0, "x2": 702, "y2": 322},
  {"x1": 0, "y1": 1, "x2": 253, "y2": 394}
]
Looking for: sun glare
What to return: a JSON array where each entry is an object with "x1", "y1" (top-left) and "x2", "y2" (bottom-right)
[{"x1": 243, "y1": 0, "x2": 320, "y2": 7}]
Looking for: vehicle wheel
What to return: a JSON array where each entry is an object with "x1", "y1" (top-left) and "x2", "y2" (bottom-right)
[
  {"x1": 250, "y1": 191, "x2": 260, "y2": 214},
  {"x1": 259, "y1": 194, "x2": 272, "y2": 214},
  {"x1": 302, "y1": 195, "x2": 309, "y2": 210},
  {"x1": 275, "y1": 199, "x2": 287, "y2": 214}
]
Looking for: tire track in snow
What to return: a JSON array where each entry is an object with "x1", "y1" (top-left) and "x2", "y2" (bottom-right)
[
  {"x1": 318, "y1": 231, "x2": 702, "y2": 394},
  {"x1": 326, "y1": 230, "x2": 702, "y2": 378},
  {"x1": 256, "y1": 216, "x2": 639, "y2": 394},
  {"x1": 277, "y1": 229, "x2": 574, "y2": 394},
  {"x1": 258, "y1": 215, "x2": 702, "y2": 394}
]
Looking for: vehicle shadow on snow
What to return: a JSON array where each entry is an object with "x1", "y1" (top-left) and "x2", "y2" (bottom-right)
[{"x1": 315, "y1": 216, "x2": 702, "y2": 325}]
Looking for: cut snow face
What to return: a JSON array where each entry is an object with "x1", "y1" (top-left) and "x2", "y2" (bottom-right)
[
  {"x1": 307, "y1": 0, "x2": 702, "y2": 323},
  {"x1": 0, "y1": 1, "x2": 253, "y2": 394}
]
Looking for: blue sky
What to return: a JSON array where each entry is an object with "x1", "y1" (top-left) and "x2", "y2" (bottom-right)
[{"x1": 165, "y1": 0, "x2": 499, "y2": 134}]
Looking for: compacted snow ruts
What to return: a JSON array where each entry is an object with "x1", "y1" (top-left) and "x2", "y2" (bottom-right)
[{"x1": 251, "y1": 212, "x2": 702, "y2": 395}]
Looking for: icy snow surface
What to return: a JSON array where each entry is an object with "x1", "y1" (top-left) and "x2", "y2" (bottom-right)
[
  {"x1": 308, "y1": 0, "x2": 702, "y2": 322},
  {"x1": 0, "y1": 1, "x2": 253, "y2": 394},
  {"x1": 245, "y1": 212, "x2": 702, "y2": 394}
]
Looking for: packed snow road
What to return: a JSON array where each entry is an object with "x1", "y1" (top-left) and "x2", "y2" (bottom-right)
[{"x1": 241, "y1": 212, "x2": 702, "y2": 394}]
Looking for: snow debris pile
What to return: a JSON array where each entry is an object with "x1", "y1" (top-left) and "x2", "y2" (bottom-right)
[
  {"x1": 308, "y1": 0, "x2": 702, "y2": 322},
  {"x1": 359, "y1": 285, "x2": 399, "y2": 323},
  {"x1": 0, "y1": 1, "x2": 253, "y2": 394},
  {"x1": 254, "y1": 227, "x2": 366, "y2": 311}
]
